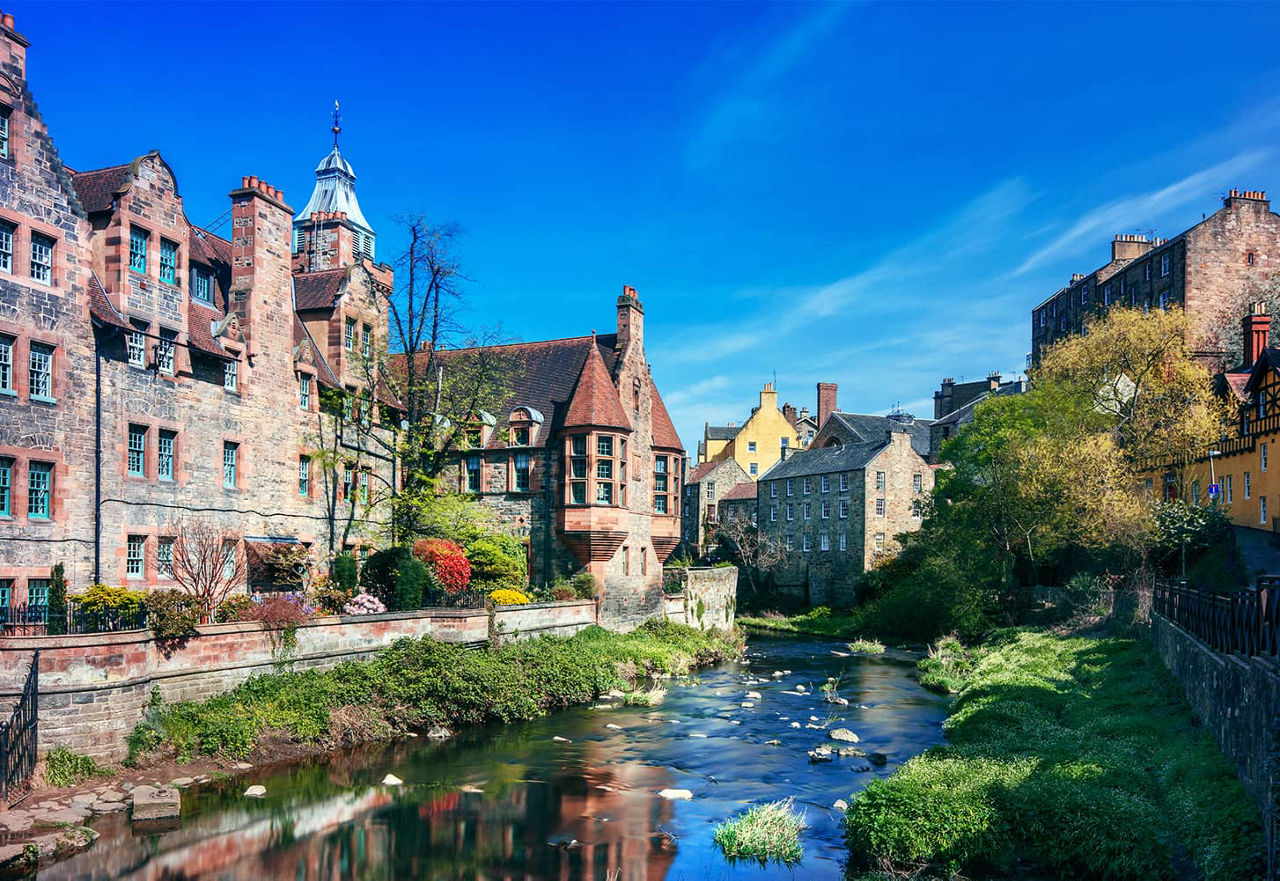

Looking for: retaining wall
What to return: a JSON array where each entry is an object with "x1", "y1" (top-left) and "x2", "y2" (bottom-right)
[
  {"x1": 661, "y1": 566, "x2": 737, "y2": 630},
  {"x1": 1150, "y1": 613, "x2": 1280, "y2": 821},
  {"x1": 0, "y1": 600, "x2": 597, "y2": 761}
]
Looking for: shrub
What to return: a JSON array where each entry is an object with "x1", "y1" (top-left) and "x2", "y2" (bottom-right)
[
  {"x1": 44, "y1": 746, "x2": 108, "y2": 788},
  {"x1": 240, "y1": 592, "x2": 314, "y2": 628},
  {"x1": 714, "y1": 798, "x2": 805, "y2": 863},
  {"x1": 571, "y1": 571, "x2": 599, "y2": 600},
  {"x1": 330, "y1": 553, "x2": 359, "y2": 593},
  {"x1": 74, "y1": 584, "x2": 147, "y2": 616},
  {"x1": 360, "y1": 547, "x2": 430, "y2": 611},
  {"x1": 847, "y1": 638, "x2": 886, "y2": 654},
  {"x1": 467, "y1": 535, "x2": 526, "y2": 590},
  {"x1": 47, "y1": 563, "x2": 67, "y2": 636},
  {"x1": 413, "y1": 539, "x2": 472, "y2": 593},
  {"x1": 551, "y1": 586, "x2": 576, "y2": 601},
  {"x1": 489, "y1": 588, "x2": 530, "y2": 606},
  {"x1": 146, "y1": 589, "x2": 202, "y2": 640},
  {"x1": 311, "y1": 575, "x2": 353, "y2": 615},
  {"x1": 214, "y1": 594, "x2": 254, "y2": 623},
  {"x1": 343, "y1": 592, "x2": 387, "y2": 615}
]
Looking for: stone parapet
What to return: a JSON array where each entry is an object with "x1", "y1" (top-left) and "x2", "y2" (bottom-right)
[{"x1": 660, "y1": 566, "x2": 737, "y2": 630}]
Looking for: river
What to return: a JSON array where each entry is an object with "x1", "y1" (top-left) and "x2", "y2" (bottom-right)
[{"x1": 37, "y1": 633, "x2": 949, "y2": 880}]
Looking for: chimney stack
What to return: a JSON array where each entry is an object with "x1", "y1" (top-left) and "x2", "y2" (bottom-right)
[
  {"x1": 615, "y1": 284, "x2": 644, "y2": 355},
  {"x1": 1111, "y1": 233, "x2": 1154, "y2": 262},
  {"x1": 817, "y1": 382, "x2": 837, "y2": 430},
  {"x1": 1243, "y1": 301, "x2": 1271, "y2": 368},
  {"x1": 0, "y1": 9, "x2": 28, "y2": 79},
  {"x1": 782, "y1": 402, "x2": 797, "y2": 427}
]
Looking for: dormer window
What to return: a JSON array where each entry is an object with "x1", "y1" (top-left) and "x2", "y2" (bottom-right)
[
  {"x1": 191, "y1": 266, "x2": 214, "y2": 304},
  {"x1": 512, "y1": 426, "x2": 530, "y2": 446},
  {"x1": 1248, "y1": 251, "x2": 1257, "y2": 266},
  {"x1": 129, "y1": 227, "x2": 149, "y2": 275}
]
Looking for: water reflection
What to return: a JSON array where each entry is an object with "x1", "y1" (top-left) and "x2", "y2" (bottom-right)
[{"x1": 39, "y1": 635, "x2": 948, "y2": 881}]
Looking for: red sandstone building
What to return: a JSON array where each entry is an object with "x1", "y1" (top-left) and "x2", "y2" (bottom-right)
[{"x1": 0, "y1": 14, "x2": 393, "y2": 606}]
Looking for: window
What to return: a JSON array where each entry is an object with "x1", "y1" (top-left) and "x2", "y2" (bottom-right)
[
  {"x1": 785, "y1": 534, "x2": 793, "y2": 551},
  {"x1": 1144, "y1": 262, "x2": 1152, "y2": 282},
  {"x1": 362, "y1": 324, "x2": 372, "y2": 359},
  {"x1": 158, "y1": 430, "x2": 175, "y2": 481},
  {"x1": 344, "y1": 317, "x2": 355, "y2": 350},
  {"x1": 802, "y1": 502, "x2": 811, "y2": 520},
  {"x1": 299, "y1": 456, "x2": 311, "y2": 496},
  {"x1": 820, "y1": 533, "x2": 830, "y2": 551},
  {"x1": 1227, "y1": 474, "x2": 1235, "y2": 504},
  {"x1": 359, "y1": 470, "x2": 369, "y2": 505},
  {"x1": 129, "y1": 227, "x2": 148, "y2": 274},
  {"x1": 597, "y1": 459, "x2": 613, "y2": 480},
  {"x1": 1264, "y1": 496, "x2": 1269, "y2": 525},
  {"x1": 821, "y1": 475, "x2": 830, "y2": 493},
  {"x1": 514, "y1": 453, "x2": 530, "y2": 492},
  {"x1": 512, "y1": 426, "x2": 530, "y2": 446},
  {"x1": 27, "y1": 462, "x2": 51, "y2": 518},
  {"x1": 570, "y1": 436, "x2": 587, "y2": 503},
  {"x1": 27, "y1": 579, "x2": 48, "y2": 615},
  {"x1": 1246, "y1": 471, "x2": 1253, "y2": 499},
  {"x1": 839, "y1": 533, "x2": 847, "y2": 552},
  {"x1": 299, "y1": 374, "x2": 311, "y2": 409},
  {"x1": 466, "y1": 455, "x2": 481, "y2": 492},
  {"x1": 786, "y1": 479, "x2": 794, "y2": 496},
  {"x1": 1265, "y1": 443, "x2": 1270, "y2": 473},
  {"x1": 0, "y1": 579, "x2": 9, "y2": 610},
  {"x1": 749, "y1": 463, "x2": 757, "y2": 476},
  {"x1": 0, "y1": 107, "x2": 8, "y2": 160},
  {"x1": 875, "y1": 498, "x2": 886, "y2": 517},
  {"x1": 157, "y1": 329, "x2": 176, "y2": 375},
  {"x1": 30, "y1": 233, "x2": 53, "y2": 284},
  {"x1": 769, "y1": 505, "x2": 777, "y2": 522},
  {"x1": 874, "y1": 532, "x2": 885, "y2": 551},
  {"x1": 913, "y1": 473, "x2": 923, "y2": 493},
  {"x1": 127, "y1": 537, "x2": 145, "y2": 579},
  {"x1": 597, "y1": 481, "x2": 613, "y2": 504},
  {"x1": 802, "y1": 534, "x2": 811, "y2": 552},
  {"x1": 224, "y1": 359, "x2": 238, "y2": 391},
  {"x1": 770, "y1": 482, "x2": 777, "y2": 498},
  {"x1": 1160, "y1": 253, "x2": 1171, "y2": 277},
  {"x1": 0, "y1": 457, "x2": 10, "y2": 516},
  {"x1": 0, "y1": 220, "x2": 12, "y2": 273},
  {"x1": 29, "y1": 342, "x2": 53, "y2": 400},
  {"x1": 821, "y1": 501, "x2": 830, "y2": 519},
  {"x1": 706, "y1": 481, "x2": 715, "y2": 500},
  {"x1": 1104, "y1": 283, "x2": 1112, "y2": 305},
  {"x1": 597, "y1": 435, "x2": 613, "y2": 457},
  {"x1": 780, "y1": 437, "x2": 789, "y2": 448},
  {"x1": 1248, "y1": 252, "x2": 1257, "y2": 267},
  {"x1": 642, "y1": 548, "x2": 648, "y2": 576},
  {"x1": 157, "y1": 537, "x2": 174, "y2": 579},
  {"x1": 1080, "y1": 285, "x2": 1088, "y2": 304},
  {"x1": 622, "y1": 546, "x2": 630, "y2": 576},
  {"x1": 192, "y1": 266, "x2": 214, "y2": 303},
  {"x1": 127, "y1": 325, "x2": 146, "y2": 367},
  {"x1": 128, "y1": 424, "x2": 147, "y2": 476},
  {"x1": 1038, "y1": 309, "x2": 1046, "y2": 327},
  {"x1": 159, "y1": 239, "x2": 178, "y2": 285},
  {"x1": 571, "y1": 481, "x2": 586, "y2": 505},
  {"x1": 1159, "y1": 290, "x2": 1170, "y2": 310},
  {"x1": 655, "y1": 494, "x2": 668, "y2": 514},
  {"x1": 748, "y1": 441, "x2": 756, "y2": 453},
  {"x1": 0, "y1": 334, "x2": 12, "y2": 392},
  {"x1": 786, "y1": 503, "x2": 794, "y2": 521},
  {"x1": 839, "y1": 500, "x2": 849, "y2": 518},
  {"x1": 221, "y1": 540, "x2": 237, "y2": 581},
  {"x1": 839, "y1": 472, "x2": 848, "y2": 491},
  {"x1": 875, "y1": 471, "x2": 885, "y2": 491},
  {"x1": 802, "y1": 477, "x2": 811, "y2": 495},
  {"x1": 223, "y1": 442, "x2": 238, "y2": 488},
  {"x1": 654, "y1": 455, "x2": 669, "y2": 513}
]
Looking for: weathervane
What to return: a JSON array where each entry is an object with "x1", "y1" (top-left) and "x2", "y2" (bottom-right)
[{"x1": 331, "y1": 100, "x2": 342, "y2": 149}]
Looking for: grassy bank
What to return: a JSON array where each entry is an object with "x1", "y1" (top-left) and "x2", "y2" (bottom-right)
[
  {"x1": 845, "y1": 630, "x2": 1264, "y2": 880},
  {"x1": 128, "y1": 620, "x2": 741, "y2": 765},
  {"x1": 738, "y1": 606, "x2": 869, "y2": 639}
]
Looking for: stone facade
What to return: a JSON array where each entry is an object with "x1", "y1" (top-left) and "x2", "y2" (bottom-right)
[
  {"x1": 660, "y1": 566, "x2": 738, "y2": 630},
  {"x1": 1031, "y1": 190, "x2": 1280, "y2": 363},
  {"x1": 0, "y1": 15, "x2": 393, "y2": 603},
  {"x1": 757, "y1": 430, "x2": 932, "y2": 605},
  {"x1": 681, "y1": 456, "x2": 750, "y2": 554}
]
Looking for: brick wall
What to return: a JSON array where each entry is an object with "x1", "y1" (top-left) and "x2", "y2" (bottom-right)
[{"x1": 0, "y1": 600, "x2": 597, "y2": 761}]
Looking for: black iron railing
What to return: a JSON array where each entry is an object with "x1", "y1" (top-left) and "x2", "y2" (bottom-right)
[
  {"x1": 0, "y1": 601, "x2": 148, "y2": 635},
  {"x1": 0, "y1": 652, "x2": 38, "y2": 803},
  {"x1": 422, "y1": 587, "x2": 487, "y2": 610},
  {"x1": 1153, "y1": 580, "x2": 1280, "y2": 658}
]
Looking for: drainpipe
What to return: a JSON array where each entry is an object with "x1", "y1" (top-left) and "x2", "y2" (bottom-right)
[{"x1": 93, "y1": 329, "x2": 103, "y2": 585}]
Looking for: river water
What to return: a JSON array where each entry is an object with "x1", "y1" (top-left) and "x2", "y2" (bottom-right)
[{"x1": 38, "y1": 633, "x2": 948, "y2": 881}]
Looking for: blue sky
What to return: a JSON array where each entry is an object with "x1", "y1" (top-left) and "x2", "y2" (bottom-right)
[{"x1": 19, "y1": 2, "x2": 1280, "y2": 449}]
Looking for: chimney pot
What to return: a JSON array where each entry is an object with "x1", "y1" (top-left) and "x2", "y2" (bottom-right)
[
  {"x1": 1243, "y1": 301, "x2": 1271, "y2": 368},
  {"x1": 3, "y1": 13, "x2": 13, "y2": 28}
]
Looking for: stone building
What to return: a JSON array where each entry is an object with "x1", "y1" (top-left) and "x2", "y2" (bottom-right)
[
  {"x1": 1030, "y1": 190, "x2": 1280, "y2": 364},
  {"x1": 0, "y1": 13, "x2": 393, "y2": 606},
  {"x1": 429, "y1": 288, "x2": 685, "y2": 629},
  {"x1": 811, "y1": 408, "x2": 933, "y2": 458},
  {"x1": 681, "y1": 457, "x2": 750, "y2": 554},
  {"x1": 718, "y1": 481, "x2": 758, "y2": 526},
  {"x1": 696, "y1": 382, "x2": 801, "y2": 477},
  {"x1": 756, "y1": 429, "x2": 933, "y2": 605},
  {"x1": 930, "y1": 372, "x2": 1027, "y2": 462}
]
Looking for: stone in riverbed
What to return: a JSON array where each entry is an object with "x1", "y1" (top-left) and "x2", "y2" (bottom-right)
[
  {"x1": 98, "y1": 789, "x2": 124, "y2": 802},
  {"x1": 868, "y1": 752, "x2": 889, "y2": 766},
  {"x1": 808, "y1": 747, "x2": 834, "y2": 763},
  {"x1": 70, "y1": 793, "x2": 97, "y2": 805},
  {"x1": 790, "y1": 722, "x2": 801, "y2": 728},
  {"x1": 40, "y1": 806, "x2": 90, "y2": 825},
  {"x1": 426, "y1": 726, "x2": 452, "y2": 739},
  {"x1": 92, "y1": 801, "x2": 126, "y2": 813},
  {"x1": 605, "y1": 723, "x2": 623, "y2": 731},
  {"x1": 553, "y1": 736, "x2": 572, "y2": 743},
  {"x1": 764, "y1": 739, "x2": 782, "y2": 746},
  {"x1": 131, "y1": 785, "x2": 181, "y2": 821},
  {"x1": 243, "y1": 785, "x2": 267, "y2": 798},
  {"x1": 833, "y1": 799, "x2": 848, "y2": 811},
  {"x1": 740, "y1": 702, "x2": 755, "y2": 708},
  {"x1": 829, "y1": 728, "x2": 859, "y2": 743},
  {"x1": 382, "y1": 774, "x2": 403, "y2": 786},
  {"x1": 170, "y1": 777, "x2": 195, "y2": 787},
  {"x1": 658, "y1": 788, "x2": 693, "y2": 800},
  {"x1": 836, "y1": 746, "x2": 865, "y2": 757},
  {"x1": 745, "y1": 691, "x2": 762, "y2": 700}
]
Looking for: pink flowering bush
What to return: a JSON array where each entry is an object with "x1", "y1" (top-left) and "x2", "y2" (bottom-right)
[{"x1": 343, "y1": 592, "x2": 387, "y2": 615}]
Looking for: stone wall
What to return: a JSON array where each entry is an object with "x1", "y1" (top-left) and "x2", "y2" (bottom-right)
[
  {"x1": 661, "y1": 566, "x2": 737, "y2": 630},
  {"x1": 1150, "y1": 613, "x2": 1280, "y2": 821},
  {"x1": 0, "y1": 599, "x2": 596, "y2": 761}
]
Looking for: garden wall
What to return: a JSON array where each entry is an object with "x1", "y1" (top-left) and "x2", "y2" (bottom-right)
[
  {"x1": 0, "y1": 600, "x2": 597, "y2": 761},
  {"x1": 1150, "y1": 613, "x2": 1280, "y2": 822},
  {"x1": 661, "y1": 566, "x2": 737, "y2": 631}
]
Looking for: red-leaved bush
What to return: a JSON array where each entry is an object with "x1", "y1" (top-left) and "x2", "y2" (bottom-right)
[{"x1": 413, "y1": 538, "x2": 472, "y2": 594}]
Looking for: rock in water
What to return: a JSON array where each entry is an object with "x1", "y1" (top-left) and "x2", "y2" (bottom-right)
[
  {"x1": 381, "y1": 774, "x2": 403, "y2": 786},
  {"x1": 836, "y1": 746, "x2": 865, "y2": 757},
  {"x1": 243, "y1": 785, "x2": 266, "y2": 798},
  {"x1": 553, "y1": 736, "x2": 572, "y2": 743},
  {"x1": 868, "y1": 752, "x2": 889, "y2": 766},
  {"x1": 426, "y1": 726, "x2": 452, "y2": 739},
  {"x1": 795, "y1": 684, "x2": 806, "y2": 692},
  {"x1": 764, "y1": 739, "x2": 782, "y2": 746},
  {"x1": 741, "y1": 702, "x2": 755, "y2": 708},
  {"x1": 131, "y1": 785, "x2": 181, "y2": 820},
  {"x1": 658, "y1": 788, "x2": 693, "y2": 800},
  {"x1": 605, "y1": 723, "x2": 623, "y2": 731},
  {"x1": 808, "y1": 747, "x2": 834, "y2": 763},
  {"x1": 745, "y1": 691, "x2": 762, "y2": 700},
  {"x1": 790, "y1": 721, "x2": 802, "y2": 728},
  {"x1": 829, "y1": 728, "x2": 859, "y2": 743},
  {"x1": 833, "y1": 799, "x2": 849, "y2": 811}
]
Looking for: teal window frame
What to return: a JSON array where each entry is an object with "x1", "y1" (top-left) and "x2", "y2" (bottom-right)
[
  {"x1": 129, "y1": 226, "x2": 148, "y2": 274},
  {"x1": 127, "y1": 424, "x2": 146, "y2": 476},
  {"x1": 158, "y1": 430, "x2": 176, "y2": 481},
  {"x1": 27, "y1": 462, "x2": 51, "y2": 519},
  {"x1": 223, "y1": 442, "x2": 237, "y2": 488},
  {"x1": 0, "y1": 457, "x2": 10, "y2": 516},
  {"x1": 0, "y1": 107, "x2": 9, "y2": 160},
  {"x1": 159, "y1": 238, "x2": 178, "y2": 285}
]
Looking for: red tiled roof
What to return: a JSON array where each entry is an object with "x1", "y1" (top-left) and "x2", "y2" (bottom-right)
[
  {"x1": 187, "y1": 301, "x2": 230, "y2": 358},
  {"x1": 649, "y1": 376, "x2": 683, "y2": 451},
  {"x1": 293, "y1": 315, "x2": 342, "y2": 389},
  {"x1": 71, "y1": 163, "x2": 132, "y2": 214},
  {"x1": 294, "y1": 268, "x2": 347, "y2": 312},
  {"x1": 87, "y1": 273, "x2": 129, "y2": 329},
  {"x1": 1223, "y1": 372, "x2": 1250, "y2": 402},
  {"x1": 563, "y1": 339, "x2": 631, "y2": 431},
  {"x1": 687, "y1": 461, "x2": 720, "y2": 484},
  {"x1": 721, "y1": 482, "x2": 758, "y2": 501}
]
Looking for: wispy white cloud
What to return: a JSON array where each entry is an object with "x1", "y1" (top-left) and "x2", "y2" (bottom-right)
[{"x1": 1010, "y1": 149, "x2": 1271, "y2": 277}]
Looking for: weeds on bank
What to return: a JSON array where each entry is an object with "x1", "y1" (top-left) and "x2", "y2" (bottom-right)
[
  {"x1": 845, "y1": 630, "x2": 1265, "y2": 881},
  {"x1": 43, "y1": 747, "x2": 110, "y2": 788},
  {"x1": 846, "y1": 638, "x2": 886, "y2": 654},
  {"x1": 713, "y1": 798, "x2": 805, "y2": 863},
  {"x1": 915, "y1": 635, "x2": 983, "y2": 694},
  {"x1": 127, "y1": 619, "x2": 741, "y2": 765}
]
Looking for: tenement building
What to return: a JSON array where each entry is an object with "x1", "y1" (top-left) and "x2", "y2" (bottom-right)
[
  {"x1": 0, "y1": 14, "x2": 392, "y2": 606},
  {"x1": 1030, "y1": 190, "x2": 1280, "y2": 364},
  {"x1": 681, "y1": 456, "x2": 750, "y2": 555},
  {"x1": 930, "y1": 372, "x2": 1026, "y2": 462},
  {"x1": 430, "y1": 288, "x2": 686, "y2": 628},
  {"x1": 757, "y1": 428, "x2": 933, "y2": 605}
]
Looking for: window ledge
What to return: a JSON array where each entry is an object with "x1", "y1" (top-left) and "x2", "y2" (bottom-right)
[
  {"x1": 0, "y1": 388, "x2": 15, "y2": 397},
  {"x1": 29, "y1": 395, "x2": 56, "y2": 405}
]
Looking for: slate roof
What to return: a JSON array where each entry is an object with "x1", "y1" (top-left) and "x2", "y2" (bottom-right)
[
  {"x1": 564, "y1": 341, "x2": 632, "y2": 430},
  {"x1": 71, "y1": 163, "x2": 132, "y2": 214},
  {"x1": 705, "y1": 424, "x2": 741, "y2": 441},
  {"x1": 188, "y1": 226, "x2": 232, "y2": 308},
  {"x1": 825, "y1": 412, "x2": 933, "y2": 458},
  {"x1": 720, "y1": 482, "x2": 759, "y2": 502},
  {"x1": 760, "y1": 440, "x2": 888, "y2": 481},
  {"x1": 648, "y1": 376, "x2": 684, "y2": 450},
  {"x1": 933, "y1": 382, "x2": 1027, "y2": 428},
  {"x1": 294, "y1": 268, "x2": 347, "y2": 312}
]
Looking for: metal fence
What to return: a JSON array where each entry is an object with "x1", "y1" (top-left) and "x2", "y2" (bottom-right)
[
  {"x1": 0, "y1": 652, "x2": 38, "y2": 803},
  {"x1": 1153, "y1": 579, "x2": 1280, "y2": 658},
  {"x1": 422, "y1": 587, "x2": 487, "y2": 610},
  {"x1": 0, "y1": 601, "x2": 149, "y2": 636}
]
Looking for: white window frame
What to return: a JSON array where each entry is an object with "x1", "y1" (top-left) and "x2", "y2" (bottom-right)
[
  {"x1": 875, "y1": 498, "x2": 886, "y2": 517},
  {"x1": 126, "y1": 535, "x2": 145, "y2": 579},
  {"x1": 802, "y1": 533, "x2": 810, "y2": 553},
  {"x1": 820, "y1": 533, "x2": 829, "y2": 551},
  {"x1": 299, "y1": 456, "x2": 311, "y2": 496},
  {"x1": 0, "y1": 334, "x2": 12, "y2": 393},
  {"x1": 224, "y1": 359, "x2": 238, "y2": 392},
  {"x1": 29, "y1": 233, "x2": 53, "y2": 284},
  {"x1": 299, "y1": 374, "x2": 312, "y2": 409},
  {"x1": 127, "y1": 327, "x2": 146, "y2": 368},
  {"x1": 0, "y1": 220, "x2": 12, "y2": 274},
  {"x1": 29, "y1": 342, "x2": 53, "y2": 400},
  {"x1": 839, "y1": 472, "x2": 848, "y2": 491}
]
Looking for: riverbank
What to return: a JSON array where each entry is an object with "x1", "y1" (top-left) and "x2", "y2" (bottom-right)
[
  {"x1": 738, "y1": 607, "x2": 871, "y2": 640},
  {"x1": 844, "y1": 629, "x2": 1265, "y2": 880}
]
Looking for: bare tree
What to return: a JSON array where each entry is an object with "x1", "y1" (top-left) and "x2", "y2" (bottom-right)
[
  {"x1": 714, "y1": 516, "x2": 784, "y2": 594},
  {"x1": 167, "y1": 519, "x2": 247, "y2": 622}
]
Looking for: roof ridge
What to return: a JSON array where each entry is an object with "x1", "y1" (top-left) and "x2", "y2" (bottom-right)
[
  {"x1": 71, "y1": 161, "x2": 133, "y2": 177},
  {"x1": 435, "y1": 333, "x2": 616, "y2": 354}
]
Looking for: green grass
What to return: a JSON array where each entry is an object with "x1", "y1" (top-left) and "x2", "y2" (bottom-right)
[
  {"x1": 738, "y1": 606, "x2": 868, "y2": 639},
  {"x1": 43, "y1": 746, "x2": 110, "y2": 788},
  {"x1": 714, "y1": 797, "x2": 806, "y2": 863},
  {"x1": 916, "y1": 635, "x2": 984, "y2": 694},
  {"x1": 129, "y1": 620, "x2": 741, "y2": 765},
  {"x1": 847, "y1": 638, "x2": 886, "y2": 654},
  {"x1": 845, "y1": 630, "x2": 1265, "y2": 880}
]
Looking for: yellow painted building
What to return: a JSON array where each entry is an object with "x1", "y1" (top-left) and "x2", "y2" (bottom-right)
[{"x1": 697, "y1": 383, "x2": 801, "y2": 480}]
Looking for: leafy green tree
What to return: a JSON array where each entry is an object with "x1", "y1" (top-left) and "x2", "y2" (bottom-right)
[
  {"x1": 47, "y1": 562, "x2": 67, "y2": 635},
  {"x1": 331, "y1": 553, "x2": 358, "y2": 593},
  {"x1": 360, "y1": 547, "x2": 429, "y2": 611}
]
